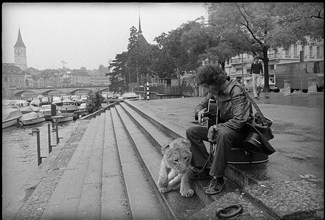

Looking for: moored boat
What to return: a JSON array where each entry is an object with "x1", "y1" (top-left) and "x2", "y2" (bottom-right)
[
  {"x1": 19, "y1": 105, "x2": 40, "y2": 114},
  {"x1": 39, "y1": 104, "x2": 56, "y2": 121},
  {"x1": 19, "y1": 112, "x2": 45, "y2": 126},
  {"x1": 60, "y1": 98, "x2": 78, "y2": 113},
  {"x1": 2, "y1": 108, "x2": 23, "y2": 129},
  {"x1": 51, "y1": 112, "x2": 74, "y2": 123}
]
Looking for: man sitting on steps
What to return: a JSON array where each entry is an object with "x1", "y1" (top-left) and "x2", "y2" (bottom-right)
[{"x1": 186, "y1": 64, "x2": 253, "y2": 195}]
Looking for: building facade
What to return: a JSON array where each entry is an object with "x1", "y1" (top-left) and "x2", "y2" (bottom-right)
[{"x1": 225, "y1": 39, "x2": 324, "y2": 80}]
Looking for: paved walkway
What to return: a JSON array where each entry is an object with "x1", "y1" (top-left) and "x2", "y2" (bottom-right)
[{"x1": 129, "y1": 92, "x2": 324, "y2": 181}]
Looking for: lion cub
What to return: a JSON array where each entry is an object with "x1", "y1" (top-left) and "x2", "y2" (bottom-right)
[{"x1": 158, "y1": 137, "x2": 194, "y2": 197}]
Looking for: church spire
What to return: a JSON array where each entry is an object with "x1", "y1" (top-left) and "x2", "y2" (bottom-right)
[
  {"x1": 138, "y1": 14, "x2": 142, "y2": 34},
  {"x1": 14, "y1": 28, "x2": 26, "y2": 48},
  {"x1": 136, "y1": 9, "x2": 149, "y2": 48}
]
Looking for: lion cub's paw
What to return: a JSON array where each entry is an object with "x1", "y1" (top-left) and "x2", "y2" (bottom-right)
[
  {"x1": 159, "y1": 187, "x2": 171, "y2": 193},
  {"x1": 180, "y1": 188, "x2": 194, "y2": 197},
  {"x1": 158, "y1": 178, "x2": 168, "y2": 188}
]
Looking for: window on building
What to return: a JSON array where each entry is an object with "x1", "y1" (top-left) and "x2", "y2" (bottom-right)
[
  {"x1": 294, "y1": 45, "x2": 298, "y2": 57},
  {"x1": 303, "y1": 46, "x2": 307, "y2": 58},
  {"x1": 317, "y1": 47, "x2": 321, "y2": 58},
  {"x1": 314, "y1": 61, "x2": 320, "y2": 73},
  {"x1": 270, "y1": 65, "x2": 275, "y2": 70},
  {"x1": 309, "y1": 46, "x2": 314, "y2": 58},
  {"x1": 285, "y1": 47, "x2": 290, "y2": 57},
  {"x1": 236, "y1": 68, "x2": 242, "y2": 74}
]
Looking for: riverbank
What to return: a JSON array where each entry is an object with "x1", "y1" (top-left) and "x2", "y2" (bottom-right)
[{"x1": 2, "y1": 119, "x2": 84, "y2": 219}]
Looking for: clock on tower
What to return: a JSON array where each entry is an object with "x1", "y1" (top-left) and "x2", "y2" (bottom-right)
[{"x1": 15, "y1": 48, "x2": 22, "y2": 55}]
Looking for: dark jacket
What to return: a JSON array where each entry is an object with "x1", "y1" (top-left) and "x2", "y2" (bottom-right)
[
  {"x1": 195, "y1": 79, "x2": 253, "y2": 132},
  {"x1": 250, "y1": 62, "x2": 263, "y2": 74}
]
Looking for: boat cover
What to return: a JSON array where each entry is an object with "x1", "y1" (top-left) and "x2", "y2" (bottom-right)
[
  {"x1": 21, "y1": 112, "x2": 44, "y2": 121},
  {"x1": 2, "y1": 108, "x2": 23, "y2": 122},
  {"x1": 20, "y1": 105, "x2": 40, "y2": 113}
]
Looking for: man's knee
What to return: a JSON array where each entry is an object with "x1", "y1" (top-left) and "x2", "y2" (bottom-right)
[
  {"x1": 215, "y1": 127, "x2": 232, "y2": 141},
  {"x1": 186, "y1": 126, "x2": 196, "y2": 138}
]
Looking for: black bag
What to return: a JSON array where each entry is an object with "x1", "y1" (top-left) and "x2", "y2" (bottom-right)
[{"x1": 242, "y1": 90, "x2": 276, "y2": 155}]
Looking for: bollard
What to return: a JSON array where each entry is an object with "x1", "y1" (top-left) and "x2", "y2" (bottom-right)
[
  {"x1": 146, "y1": 82, "x2": 150, "y2": 101},
  {"x1": 51, "y1": 104, "x2": 57, "y2": 130},
  {"x1": 55, "y1": 118, "x2": 59, "y2": 144},
  {"x1": 307, "y1": 77, "x2": 317, "y2": 93},
  {"x1": 51, "y1": 104, "x2": 57, "y2": 116},
  {"x1": 32, "y1": 128, "x2": 44, "y2": 166},
  {"x1": 48, "y1": 123, "x2": 53, "y2": 153},
  {"x1": 283, "y1": 80, "x2": 291, "y2": 96}
]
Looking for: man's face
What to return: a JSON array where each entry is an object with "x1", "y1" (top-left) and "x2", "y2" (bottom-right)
[{"x1": 207, "y1": 84, "x2": 221, "y2": 95}]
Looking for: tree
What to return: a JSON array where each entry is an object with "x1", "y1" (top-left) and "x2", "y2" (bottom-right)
[
  {"x1": 149, "y1": 42, "x2": 176, "y2": 78},
  {"x1": 126, "y1": 26, "x2": 139, "y2": 84},
  {"x1": 206, "y1": 2, "x2": 324, "y2": 92},
  {"x1": 107, "y1": 52, "x2": 128, "y2": 93},
  {"x1": 152, "y1": 19, "x2": 208, "y2": 77},
  {"x1": 86, "y1": 91, "x2": 104, "y2": 113},
  {"x1": 275, "y1": 2, "x2": 324, "y2": 42}
]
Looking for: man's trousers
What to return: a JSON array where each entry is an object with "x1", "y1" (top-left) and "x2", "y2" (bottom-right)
[
  {"x1": 252, "y1": 73, "x2": 262, "y2": 98},
  {"x1": 186, "y1": 126, "x2": 245, "y2": 177}
]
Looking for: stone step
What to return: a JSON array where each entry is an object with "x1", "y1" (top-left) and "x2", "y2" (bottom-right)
[
  {"x1": 76, "y1": 113, "x2": 105, "y2": 219},
  {"x1": 41, "y1": 116, "x2": 101, "y2": 219},
  {"x1": 115, "y1": 103, "x2": 206, "y2": 219},
  {"x1": 111, "y1": 106, "x2": 166, "y2": 219},
  {"x1": 101, "y1": 109, "x2": 130, "y2": 219}
]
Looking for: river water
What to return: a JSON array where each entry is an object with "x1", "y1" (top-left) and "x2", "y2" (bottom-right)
[{"x1": 2, "y1": 119, "x2": 77, "y2": 212}]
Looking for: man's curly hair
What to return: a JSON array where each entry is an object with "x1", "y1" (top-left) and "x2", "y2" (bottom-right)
[{"x1": 197, "y1": 64, "x2": 228, "y2": 86}]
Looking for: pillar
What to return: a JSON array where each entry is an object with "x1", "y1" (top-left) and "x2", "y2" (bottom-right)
[
  {"x1": 146, "y1": 82, "x2": 149, "y2": 100},
  {"x1": 307, "y1": 77, "x2": 317, "y2": 93},
  {"x1": 282, "y1": 80, "x2": 291, "y2": 95}
]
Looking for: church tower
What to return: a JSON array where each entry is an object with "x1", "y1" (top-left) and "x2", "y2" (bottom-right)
[
  {"x1": 137, "y1": 15, "x2": 149, "y2": 48},
  {"x1": 14, "y1": 28, "x2": 27, "y2": 70}
]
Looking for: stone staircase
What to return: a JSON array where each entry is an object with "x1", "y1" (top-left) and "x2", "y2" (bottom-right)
[
  {"x1": 39, "y1": 102, "x2": 204, "y2": 219},
  {"x1": 35, "y1": 100, "x2": 321, "y2": 219}
]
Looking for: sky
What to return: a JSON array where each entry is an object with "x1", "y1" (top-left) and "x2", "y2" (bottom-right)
[{"x1": 2, "y1": 2, "x2": 208, "y2": 70}]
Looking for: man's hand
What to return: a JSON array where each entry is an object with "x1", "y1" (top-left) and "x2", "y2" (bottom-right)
[
  {"x1": 195, "y1": 108, "x2": 207, "y2": 122},
  {"x1": 207, "y1": 125, "x2": 216, "y2": 143}
]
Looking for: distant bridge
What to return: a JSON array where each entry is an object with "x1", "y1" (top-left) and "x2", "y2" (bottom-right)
[{"x1": 10, "y1": 85, "x2": 110, "y2": 97}]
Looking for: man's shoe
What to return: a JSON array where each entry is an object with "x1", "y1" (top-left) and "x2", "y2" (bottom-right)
[
  {"x1": 205, "y1": 177, "x2": 225, "y2": 195},
  {"x1": 188, "y1": 168, "x2": 211, "y2": 180}
]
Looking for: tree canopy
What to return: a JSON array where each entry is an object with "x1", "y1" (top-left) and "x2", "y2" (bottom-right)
[
  {"x1": 206, "y1": 2, "x2": 324, "y2": 91},
  {"x1": 107, "y1": 2, "x2": 323, "y2": 92}
]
